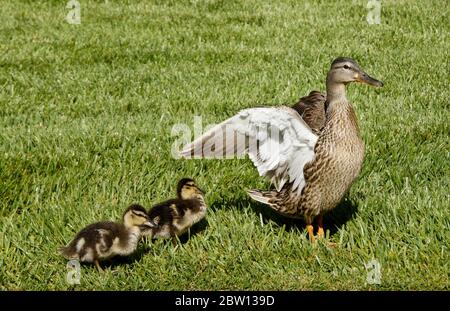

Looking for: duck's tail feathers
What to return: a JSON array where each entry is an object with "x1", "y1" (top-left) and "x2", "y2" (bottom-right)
[
  {"x1": 247, "y1": 189, "x2": 276, "y2": 205},
  {"x1": 247, "y1": 188, "x2": 301, "y2": 219}
]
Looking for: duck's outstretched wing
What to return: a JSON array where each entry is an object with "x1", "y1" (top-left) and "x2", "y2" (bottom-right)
[{"x1": 180, "y1": 106, "x2": 318, "y2": 194}]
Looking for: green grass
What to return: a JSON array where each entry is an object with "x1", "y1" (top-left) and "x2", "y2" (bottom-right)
[{"x1": 0, "y1": 0, "x2": 448, "y2": 290}]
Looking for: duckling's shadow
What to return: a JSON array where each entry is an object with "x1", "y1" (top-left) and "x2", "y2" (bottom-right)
[
  {"x1": 212, "y1": 195, "x2": 358, "y2": 236},
  {"x1": 145, "y1": 218, "x2": 209, "y2": 247},
  {"x1": 179, "y1": 217, "x2": 209, "y2": 244},
  {"x1": 95, "y1": 244, "x2": 153, "y2": 270}
]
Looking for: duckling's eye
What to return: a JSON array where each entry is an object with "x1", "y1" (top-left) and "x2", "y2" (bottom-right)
[{"x1": 343, "y1": 65, "x2": 350, "y2": 70}]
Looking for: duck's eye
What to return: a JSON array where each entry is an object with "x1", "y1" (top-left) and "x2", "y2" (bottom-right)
[{"x1": 343, "y1": 65, "x2": 350, "y2": 70}]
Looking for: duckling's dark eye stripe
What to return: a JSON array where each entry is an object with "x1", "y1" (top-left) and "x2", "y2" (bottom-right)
[{"x1": 132, "y1": 211, "x2": 147, "y2": 218}]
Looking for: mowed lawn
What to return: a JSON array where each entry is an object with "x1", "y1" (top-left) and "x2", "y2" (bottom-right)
[{"x1": 0, "y1": 0, "x2": 448, "y2": 290}]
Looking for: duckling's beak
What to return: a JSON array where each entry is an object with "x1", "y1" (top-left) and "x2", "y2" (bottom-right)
[
  {"x1": 356, "y1": 71, "x2": 384, "y2": 87},
  {"x1": 144, "y1": 220, "x2": 156, "y2": 228},
  {"x1": 197, "y1": 187, "x2": 205, "y2": 195}
]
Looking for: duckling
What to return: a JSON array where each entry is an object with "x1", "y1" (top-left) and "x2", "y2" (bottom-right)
[
  {"x1": 147, "y1": 178, "x2": 206, "y2": 245},
  {"x1": 60, "y1": 204, "x2": 155, "y2": 272}
]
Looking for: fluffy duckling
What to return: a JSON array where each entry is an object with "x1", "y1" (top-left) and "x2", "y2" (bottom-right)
[
  {"x1": 60, "y1": 204, "x2": 155, "y2": 271},
  {"x1": 147, "y1": 178, "x2": 206, "y2": 245}
]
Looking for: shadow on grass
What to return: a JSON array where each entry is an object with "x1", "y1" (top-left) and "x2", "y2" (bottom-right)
[
  {"x1": 179, "y1": 217, "x2": 209, "y2": 243},
  {"x1": 211, "y1": 193, "x2": 359, "y2": 236},
  {"x1": 95, "y1": 245, "x2": 153, "y2": 270}
]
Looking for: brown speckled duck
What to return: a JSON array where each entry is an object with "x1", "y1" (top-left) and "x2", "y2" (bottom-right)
[
  {"x1": 180, "y1": 57, "x2": 383, "y2": 242},
  {"x1": 60, "y1": 204, "x2": 155, "y2": 271},
  {"x1": 147, "y1": 178, "x2": 207, "y2": 245}
]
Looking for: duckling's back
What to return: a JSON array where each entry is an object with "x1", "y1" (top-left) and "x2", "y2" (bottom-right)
[
  {"x1": 59, "y1": 221, "x2": 122, "y2": 261},
  {"x1": 148, "y1": 198, "x2": 206, "y2": 238}
]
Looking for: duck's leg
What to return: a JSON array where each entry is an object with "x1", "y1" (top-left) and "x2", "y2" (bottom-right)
[
  {"x1": 306, "y1": 224, "x2": 315, "y2": 243},
  {"x1": 317, "y1": 215, "x2": 325, "y2": 238},
  {"x1": 316, "y1": 215, "x2": 337, "y2": 247},
  {"x1": 94, "y1": 260, "x2": 103, "y2": 272}
]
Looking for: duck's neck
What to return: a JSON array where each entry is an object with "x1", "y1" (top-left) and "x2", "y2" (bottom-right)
[
  {"x1": 324, "y1": 80, "x2": 360, "y2": 135},
  {"x1": 326, "y1": 78, "x2": 347, "y2": 103},
  {"x1": 325, "y1": 77, "x2": 349, "y2": 118}
]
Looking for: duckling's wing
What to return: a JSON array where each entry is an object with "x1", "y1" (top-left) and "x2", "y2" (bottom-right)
[
  {"x1": 148, "y1": 200, "x2": 183, "y2": 226},
  {"x1": 180, "y1": 107, "x2": 318, "y2": 194}
]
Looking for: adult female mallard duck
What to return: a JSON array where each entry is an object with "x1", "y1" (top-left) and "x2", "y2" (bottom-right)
[
  {"x1": 147, "y1": 178, "x2": 207, "y2": 245},
  {"x1": 180, "y1": 57, "x2": 383, "y2": 242},
  {"x1": 60, "y1": 204, "x2": 155, "y2": 271}
]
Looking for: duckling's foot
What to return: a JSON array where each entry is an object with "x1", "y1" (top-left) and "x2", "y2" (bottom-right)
[
  {"x1": 171, "y1": 237, "x2": 178, "y2": 246},
  {"x1": 95, "y1": 260, "x2": 104, "y2": 272}
]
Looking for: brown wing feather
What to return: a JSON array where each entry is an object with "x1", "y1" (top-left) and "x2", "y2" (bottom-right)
[{"x1": 291, "y1": 91, "x2": 326, "y2": 134}]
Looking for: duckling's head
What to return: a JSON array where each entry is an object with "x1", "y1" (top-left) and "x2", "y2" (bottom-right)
[
  {"x1": 177, "y1": 178, "x2": 205, "y2": 200},
  {"x1": 327, "y1": 57, "x2": 383, "y2": 88},
  {"x1": 123, "y1": 204, "x2": 155, "y2": 230}
]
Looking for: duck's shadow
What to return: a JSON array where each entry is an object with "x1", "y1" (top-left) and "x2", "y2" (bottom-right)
[{"x1": 211, "y1": 194, "x2": 358, "y2": 236}]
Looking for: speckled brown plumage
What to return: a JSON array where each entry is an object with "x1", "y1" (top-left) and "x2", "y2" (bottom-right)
[
  {"x1": 262, "y1": 99, "x2": 365, "y2": 224},
  {"x1": 180, "y1": 57, "x2": 383, "y2": 242},
  {"x1": 147, "y1": 178, "x2": 207, "y2": 244},
  {"x1": 250, "y1": 57, "x2": 383, "y2": 241},
  {"x1": 291, "y1": 91, "x2": 326, "y2": 134},
  {"x1": 59, "y1": 204, "x2": 154, "y2": 271}
]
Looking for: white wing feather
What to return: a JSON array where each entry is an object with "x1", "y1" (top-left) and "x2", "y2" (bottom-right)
[{"x1": 180, "y1": 107, "x2": 318, "y2": 194}]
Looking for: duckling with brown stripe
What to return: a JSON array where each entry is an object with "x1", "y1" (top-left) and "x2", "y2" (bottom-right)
[
  {"x1": 59, "y1": 204, "x2": 155, "y2": 272},
  {"x1": 147, "y1": 178, "x2": 207, "y2": 245}
]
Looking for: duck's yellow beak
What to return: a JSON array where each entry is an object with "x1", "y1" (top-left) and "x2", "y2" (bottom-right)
[{"x1": 356, "y1": 72, "x2": 384, "y2": 87}]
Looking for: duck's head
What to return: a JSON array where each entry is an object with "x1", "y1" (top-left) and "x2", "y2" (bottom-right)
[
  {"x1": 177, "y1": 178, "x2": 205, "y2": 200},
  {"x1": 123, "y1": 204, "x2": 155, "y2": 230},
  {"x1": 327, "y1": 57, "x2": 383, "y2": 88}
]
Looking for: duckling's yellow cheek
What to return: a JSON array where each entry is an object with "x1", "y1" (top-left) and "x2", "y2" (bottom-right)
[{"x1": 181, "y1": 188, "x2": 196, "y2": 198}]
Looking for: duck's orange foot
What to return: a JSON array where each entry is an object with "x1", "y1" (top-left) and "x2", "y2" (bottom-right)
[
  {"x1": 307, "y1": 219, "x2": 337, "y2": 247},
  {"x1": 306, "y1": 224, "x2": 315, "y2": 243}
]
